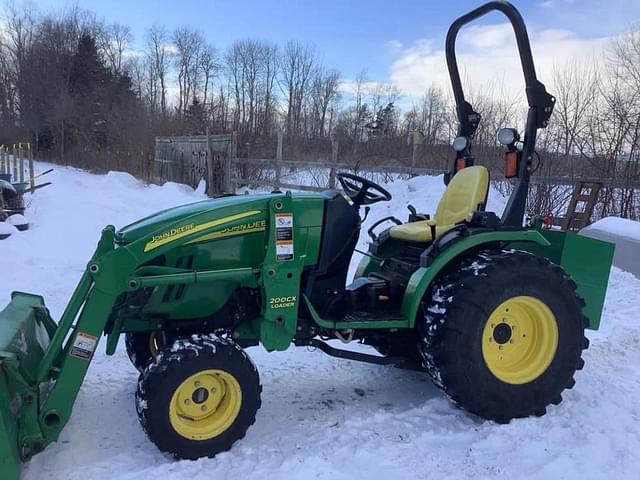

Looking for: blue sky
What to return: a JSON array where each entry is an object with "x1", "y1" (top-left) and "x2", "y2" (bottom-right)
[{"x1": 29, "y1": 0, "x2": 640, "y2": 97}]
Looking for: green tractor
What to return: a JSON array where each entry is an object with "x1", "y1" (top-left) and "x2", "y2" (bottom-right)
[{"x1": 0, "y1": 2, "x2": 614, "y2": 478}]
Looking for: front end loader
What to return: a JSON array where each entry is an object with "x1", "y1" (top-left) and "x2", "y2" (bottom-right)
[{"x1": 0, "y1": 2, "x2": 615, "y2": 478}]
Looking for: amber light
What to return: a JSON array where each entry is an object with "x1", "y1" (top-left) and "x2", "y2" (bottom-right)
[
  {"x1": 505, "y1": 151, "x2": 519, "y2": 178},
  {"x1": 456, "y1": 158, "x2": 467, "y2": 171}
]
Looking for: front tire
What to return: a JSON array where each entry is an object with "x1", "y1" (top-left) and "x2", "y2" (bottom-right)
[
  {"x1": 136, "y1": 334, "x2": 261, "y2": 459},
  {"x1": 125, "y1": 331, "x2": 166, "y2": 372},
  {"x1": 418, "y1": 250, "x2": 588, "y2": 423}
]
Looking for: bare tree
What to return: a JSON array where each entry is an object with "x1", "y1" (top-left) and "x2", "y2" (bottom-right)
[
  {"x1": 200, "y1": 44, "x2": 218, "y2": 107},
  {"x1": 259, "y1": 41, "x2": 278, "y2": 136},
  {"x1": 145, "y1": 25, "x2": 171, "y2": 117},
  {"x1": 99, "y1": 22, "x2": 132, "y2": 75},
  {"x1": 280, "y1": 41, "x2": 315, "y2": 137},
  {"x1": 311, "y1": 67, "x2": 340, "y2": 137},
  {"x1": 352, "y1": 69, "x2": 369, "y2": 144},
  {"x1": 173, "y1": 26, "x2": 205, "y2": 116}
]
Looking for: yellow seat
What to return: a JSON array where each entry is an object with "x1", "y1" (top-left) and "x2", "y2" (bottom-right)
[{"x1": 389, "y1": 166, "x2": 490, "y2": 243}]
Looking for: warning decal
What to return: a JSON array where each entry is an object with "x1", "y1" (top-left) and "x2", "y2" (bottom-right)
[
  {"x1": 70, "y1": 332, "x2": 98, "y2": 361},
  {"x1": 275, "y1": 213, "x2": 294, "y2": 261}
]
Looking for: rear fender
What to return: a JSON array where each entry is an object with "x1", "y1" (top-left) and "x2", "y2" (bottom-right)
[
  {"x1": 401, "y1": 230, "x2": 551, "y2": 327},
  {"x1": 513, "y1": 230, "x2": 615, "y2": 330}
]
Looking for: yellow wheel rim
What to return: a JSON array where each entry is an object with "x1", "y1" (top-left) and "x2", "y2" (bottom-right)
[
  {"x1": 169, "y1": 370, "x2": 242, "y2": 440},
  {"x1": 481, "y1": 296, "x2": 558, "y2": 385}
]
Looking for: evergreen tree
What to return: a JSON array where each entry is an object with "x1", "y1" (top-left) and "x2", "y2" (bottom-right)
[{"x1": 367, "y1": 102, "x2": 395, "y2": 138}]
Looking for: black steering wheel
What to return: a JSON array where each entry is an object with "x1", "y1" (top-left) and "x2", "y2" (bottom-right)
[{"x1": 336, "y1": 172, "x2": 392, "y2": 206}]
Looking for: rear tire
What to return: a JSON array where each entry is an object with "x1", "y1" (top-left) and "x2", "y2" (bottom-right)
[
  {"x1": 136, "y1": 334, "x2": 261, "y2": 459},
  {"x1": 418, "y1": 249, "x2": 588, "y2": 422}
]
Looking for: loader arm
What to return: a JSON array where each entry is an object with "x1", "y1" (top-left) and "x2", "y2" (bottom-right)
[
  {"x1": 0, "y1": 189, "x2": 319, "y2": 478},
  {"x1": 2, "y1": 222, "x2": 253, "y2": 460}
]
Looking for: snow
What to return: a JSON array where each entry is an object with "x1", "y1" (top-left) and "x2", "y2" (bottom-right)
[
  {"x1": 0, "y1": 163, "x2": 639, "y2": 479},
  {"x1": 0, "y1": 221, "x2": 17, "y2": 237},
  {"x1": 580, "y1": 216, "x2": 640, "y2": 278},
  {"x1": 6, "y1": 214, "x2": 28, "y2": 227},
  {"x1": 584, "y1": 216, "x2": 640, "y2": 241}
]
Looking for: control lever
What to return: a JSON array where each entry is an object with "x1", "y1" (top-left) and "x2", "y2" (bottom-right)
[
  {"x1": 407, "y1": 204, "x2": 430, "y2": 222},
  {"x1": 361, "y1": 206, "x2": 371, "y2": 223},
  {"x1": 367, "y1": 216, "x2": 402, "y2": 241}
]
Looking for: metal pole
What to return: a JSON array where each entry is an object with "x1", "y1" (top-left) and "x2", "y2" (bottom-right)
[
  {"x1": 18, "y1": 143, "x2": 24, "y2": 182},
  {"x1": 12, "y1": 144, "x2": 18, "y2": 180},
  {"x1": 28, "y1": 144, "x2": 35, "y2": 193},
  {"x1": 0, "y1": 145, "x2": 5, "y2": 174}
]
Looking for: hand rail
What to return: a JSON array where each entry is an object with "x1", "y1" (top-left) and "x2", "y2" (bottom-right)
[{"x1": 444, "y1": 1, "x2": 556, "y2": 226}]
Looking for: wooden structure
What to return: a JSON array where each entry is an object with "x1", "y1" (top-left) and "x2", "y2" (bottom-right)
[
  {"x1": 153, "y1": 133, "x2": 235, "y2": 196},
  {"x1": 562, "y1": 181, "x2": 602, "y2": 231},
  {"x1": 0, "y1": 143, "x2": 35, "y2": 192}
]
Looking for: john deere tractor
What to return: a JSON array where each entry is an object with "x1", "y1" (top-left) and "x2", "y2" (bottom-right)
[{"x1": 0, "y1": 2, "x2": 614, "y2": 478}]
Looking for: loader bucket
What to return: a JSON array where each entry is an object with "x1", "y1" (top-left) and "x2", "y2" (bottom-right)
[{"x1": 0, "y1": 292, "x2": 56, "y2": 480}]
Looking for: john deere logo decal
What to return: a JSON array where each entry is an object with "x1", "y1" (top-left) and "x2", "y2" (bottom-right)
[
  {"x1": 186, "y1": 219, "x2": 267, "y2": 245},
  {"x1": 144, "y1": 211, "x2": 261, "y2": 252},
  {"x1": 149, "y1": 224, "x2": 195, "y2": 244}
]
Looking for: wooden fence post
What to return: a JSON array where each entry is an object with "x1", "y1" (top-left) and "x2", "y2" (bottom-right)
[
  {"x1": 329, "y1": 137, "x2": 338, "y2": 189},
  {"x1": 275, "y1": 129, "x2": 283, "y2": 189},
  {"x1": 223, "y1": 132, "x2": 236, "y2": 194},
  {"x1": 411, "y1": 130, "x2": 424, "y2": 168},
  {"x1": 205, "y1": 128, "x2": 215, "y2": 196}
]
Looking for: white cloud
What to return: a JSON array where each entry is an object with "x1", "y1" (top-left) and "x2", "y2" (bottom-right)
[
  {"x1": 339, "y1": 80, "x2": 386, "y2": 95},
  {"x1": 460, "y1": 23, "x2": 514, "y2": 49},
  {"x1": 388, "y1": 23, "x2": 609, "y2": 101},
  {"x1": 384, "y1": 39, "x2": 404, "y2": 53}
]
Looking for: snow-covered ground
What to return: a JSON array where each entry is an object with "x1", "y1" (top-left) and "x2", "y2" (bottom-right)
[{"x1": 1, "y1": 163, "x2": 639, "y2": 480}]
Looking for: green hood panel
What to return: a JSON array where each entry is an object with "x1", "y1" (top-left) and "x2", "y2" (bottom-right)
[{"x1": 115, "y1": 191, "x2": 330, "y2": 245}]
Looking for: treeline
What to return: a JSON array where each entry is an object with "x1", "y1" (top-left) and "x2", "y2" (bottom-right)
[
  {"x1": 0, "y1": 5, "x2": 408, "y2": 172},
  {"x1": 0, "y1": 4, "x2": 638, "y2": 218}
]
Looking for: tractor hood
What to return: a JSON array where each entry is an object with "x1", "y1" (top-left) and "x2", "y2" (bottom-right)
[
  {"x1": 115, "y1": 194, "x2": 273, "y2": 245},
  {"x1": 115, "y1": 191, "x2": 329, "y2": 245}
]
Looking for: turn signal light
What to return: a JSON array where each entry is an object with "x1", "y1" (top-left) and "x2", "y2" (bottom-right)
[{"x1": 505, "y1": 151, "x2": 519, "y2": 178}]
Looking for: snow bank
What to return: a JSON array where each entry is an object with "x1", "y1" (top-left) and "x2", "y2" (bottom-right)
[
  {"x1": 6, "y1": 213, "x2": 29, "y2": 227},
  {"x1": 0, "y1": 221, "x2": 17, "y2": 238},
  {"x1": 584, "y1": 216, "x2": 640, "y2": 241},
  {"x1": 0, "y1": 162, "x2": 207, "y2": 318},
  {"x1": 0, "y1": 163, "x2": 637, "y2": 480},
  {"x1": 580, "y1": 217, "x2": 640, "y2": 278}
]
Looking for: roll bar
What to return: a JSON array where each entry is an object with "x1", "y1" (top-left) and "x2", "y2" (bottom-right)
[{"x1": 445, "y1": 1, "x2": 556, "y2": 226}]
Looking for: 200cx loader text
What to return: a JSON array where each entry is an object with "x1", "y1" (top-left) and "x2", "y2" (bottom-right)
[{"x1": 0, "y1": 2, "x2": 614, "y2": 478}]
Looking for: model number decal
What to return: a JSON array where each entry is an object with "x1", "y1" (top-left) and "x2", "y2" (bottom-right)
[{"x1": 269, "y1": 296, "x2": 297, "y2": 309}]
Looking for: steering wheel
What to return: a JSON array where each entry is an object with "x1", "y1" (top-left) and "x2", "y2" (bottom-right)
[{"x1": 336, "y1": 172, "x2": 392, "y2": 206}]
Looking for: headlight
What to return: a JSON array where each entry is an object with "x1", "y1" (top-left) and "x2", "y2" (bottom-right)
[
  {"x1": 497, "y1": 128, "x2": 519, "y2": 146},
  {"x1": 452, "y1": 136, "x2": 469, "y2": 152}
]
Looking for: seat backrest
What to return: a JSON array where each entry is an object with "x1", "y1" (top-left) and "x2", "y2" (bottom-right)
[{"x1": 434, "y1": 166, "x2": 489, "y2": 227}]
